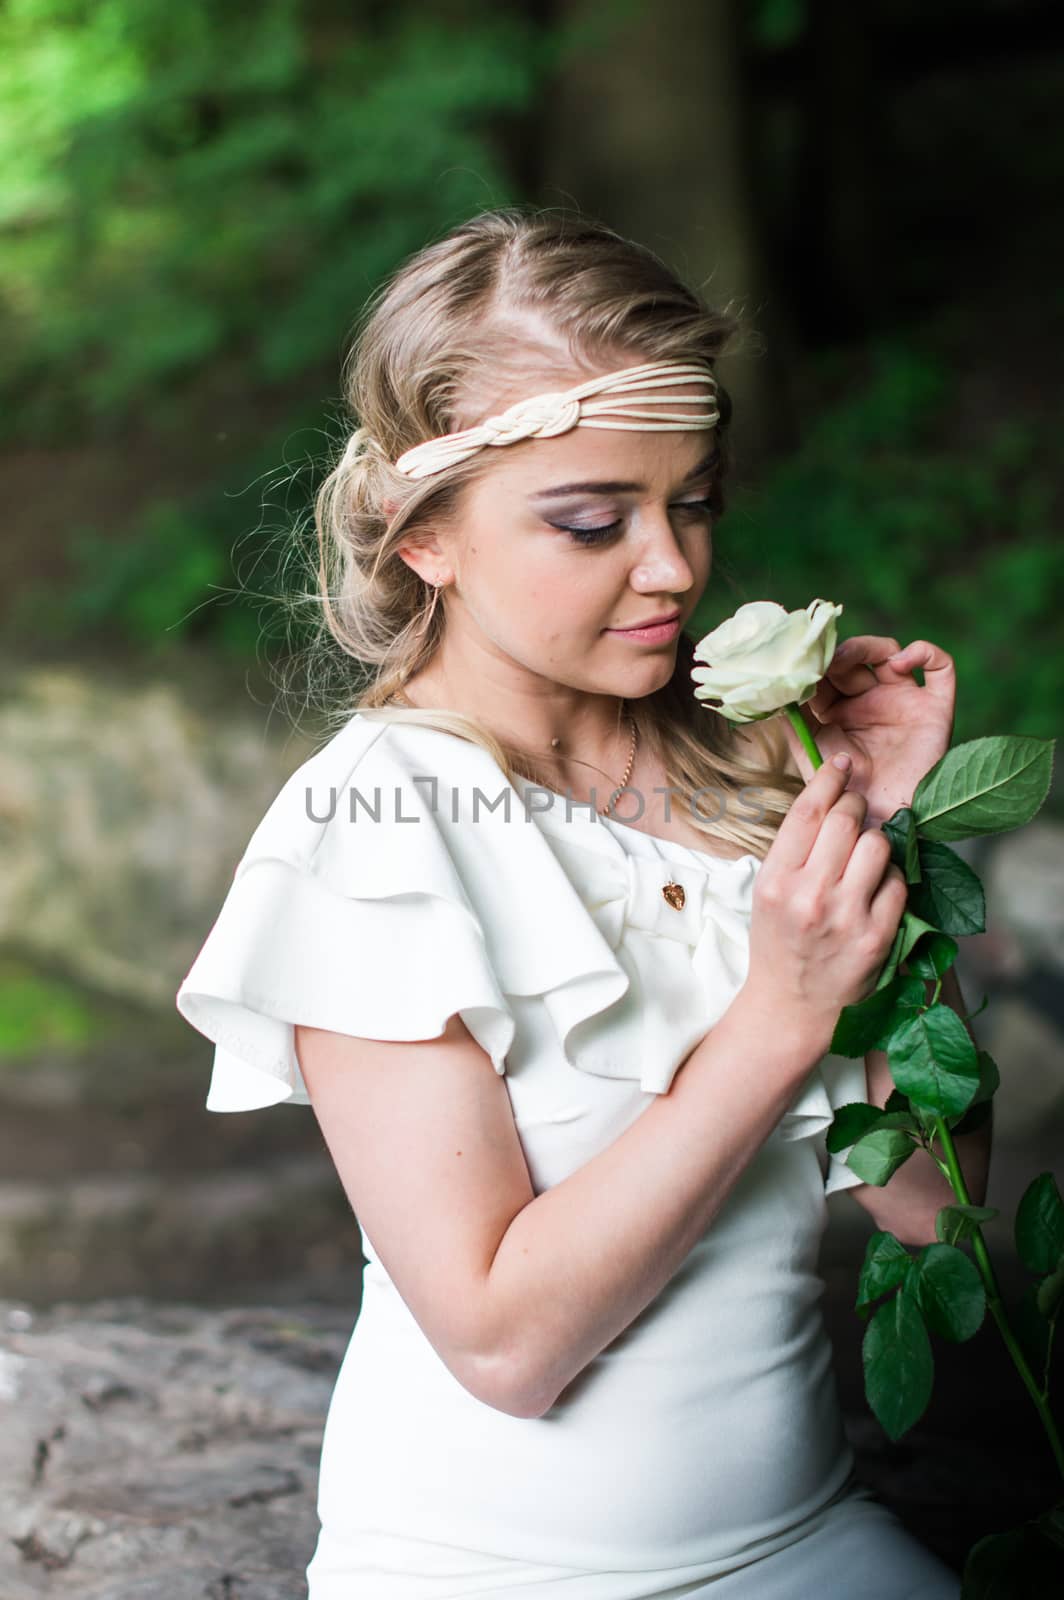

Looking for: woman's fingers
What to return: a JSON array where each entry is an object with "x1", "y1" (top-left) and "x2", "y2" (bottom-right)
[
  {"x1": 868, "y1": 856, "x2": 909, "y2": 929},
  {"x1": 806, "y1": 635, "x2": 904, "y2": 721},
  {"x1": 840, "y1": 826, "x2": 897, "y2": 906},
  {"x1": 769, "y1": 755, "x2": 858, "y2": 872},
  {"x1": 801, "y1": 787, "x2": 868, "y2": 884}
]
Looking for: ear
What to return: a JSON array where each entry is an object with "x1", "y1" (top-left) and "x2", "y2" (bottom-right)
[{"x1": 395, "y1": 532, "x2": 452, "y2": 588}]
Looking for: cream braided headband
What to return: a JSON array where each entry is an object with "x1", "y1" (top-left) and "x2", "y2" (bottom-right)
[{"x1": 392, "y1": 359, "x2": 719, "y2": 481}]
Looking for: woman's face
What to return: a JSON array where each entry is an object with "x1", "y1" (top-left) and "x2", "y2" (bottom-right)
[{"x1": 419, "y1": 372, "x2": 718, "y2": 704}]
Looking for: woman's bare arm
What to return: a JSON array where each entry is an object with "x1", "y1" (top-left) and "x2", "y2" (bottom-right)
[
  {"x1": 476, "y1": 987, "x2": 830, "y2": 1416},
  {"x1": 296, "y1": 991, "x2": 826, "y2": 1421},
  {"x1": 297, "y1": 752, "x2": 906, "y2": 1421}
]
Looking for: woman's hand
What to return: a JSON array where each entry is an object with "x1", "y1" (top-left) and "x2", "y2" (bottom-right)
[
  {"x1": 778, "y1": 635, "x2": 956, "y2": 828},
  {"x1": 744, "y1": 756, "x2": 910, "y2": 1052}
]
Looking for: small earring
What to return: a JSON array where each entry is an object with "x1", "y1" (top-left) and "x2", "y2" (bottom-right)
[{"x1": 550, "y1": 736, "x2": 561, "y2": 749}]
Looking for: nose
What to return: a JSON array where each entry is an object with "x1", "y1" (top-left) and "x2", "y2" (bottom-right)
[{"x1": 628, "y1": 512, "x2": 701, "y2": 593}]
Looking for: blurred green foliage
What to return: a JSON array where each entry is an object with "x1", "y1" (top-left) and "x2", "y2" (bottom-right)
[
  {"x1": 3, "y1": 0, "x2": 1060, "y2": 760},
  {"x1": 0, "y1": 962, "x2": 106, "y2": 1060},
  {"x1": 708, "y1": 341, "x2": 1062, "y2": 745},
  {"x1": 24, "y1": 334, "x2": 1061, "y2": 753},
  {"x1": 750, "y1": 0, "x2": 807, "y2": 50},
  {"x1": 2, "y1": 0, "x2": 582, "y2": 664},
  {"x1": 13, "y1": 493, "x2": 267, "y2": 656},
  {"x1": 0, "y1": 0, "x2": 562, "y2": 441}
]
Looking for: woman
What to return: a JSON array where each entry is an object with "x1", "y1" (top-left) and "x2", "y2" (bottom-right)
[{"x1": 177, "y1": 208, "x2": 972, "y2": 1596}]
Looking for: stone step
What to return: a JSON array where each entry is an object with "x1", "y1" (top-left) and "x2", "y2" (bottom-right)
[{"x1": 0, "y1": 1156, "x2": 364, "y2": 1306}]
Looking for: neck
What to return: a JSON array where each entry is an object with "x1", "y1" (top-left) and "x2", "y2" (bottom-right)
[{"x1": 392, "y1": 669, "x2": 635, "y2": 806}]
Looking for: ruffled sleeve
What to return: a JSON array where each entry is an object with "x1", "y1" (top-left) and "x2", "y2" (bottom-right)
[
  {"x1": 777, "y1": 1050, "x2": 872, "y2": 1197},
  {"x1": 175, "y1": 717, "x2": 517, "y2": 1112},
  {"x1": 176, "y1": 709, "x2": 878, "y2": 1190}
]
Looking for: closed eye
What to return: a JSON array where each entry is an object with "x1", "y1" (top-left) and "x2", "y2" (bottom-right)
[{"x1": 552, "y1": 497, "x2": 716, "y2": 547}]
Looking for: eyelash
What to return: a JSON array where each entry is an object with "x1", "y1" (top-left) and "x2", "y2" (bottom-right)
[{"x1": 554, "y1": 498, "x2": 716, "y2": 546}]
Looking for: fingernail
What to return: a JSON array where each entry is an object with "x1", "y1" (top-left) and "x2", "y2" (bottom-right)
[{"x1": 832, "y1": 753, "x2": 852, "y2": 770}]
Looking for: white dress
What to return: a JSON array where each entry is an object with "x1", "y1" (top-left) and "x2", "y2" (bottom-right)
[{"x1": 175, "y1": 712, "x2": 960, "y2": 1599}]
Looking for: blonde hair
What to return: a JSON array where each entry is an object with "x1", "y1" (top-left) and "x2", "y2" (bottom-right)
[{"x1": 293, "y1": 205, "x2": 801, "y2": 860}]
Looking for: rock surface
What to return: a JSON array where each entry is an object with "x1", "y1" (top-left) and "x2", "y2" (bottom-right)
[
  {"x1": 1, "y1": 1290, "x2": 1060, "y2": 1596},
  {"x1": 0, "y1": 667, "x2": 315, "y2": 1011},
  {"x1": 0, "y1": 1299, "x2": 353, "y2": 1600}
]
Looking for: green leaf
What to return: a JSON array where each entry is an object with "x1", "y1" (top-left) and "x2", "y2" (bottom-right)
[
  {"x1": 872, "y1": 1110, "x2": 922, "y2": 1134},
  {"x1": 936, "y1": 1204, "x2": 999, "y2": 1246},
  {"x1": 909, "y1": 1099, "x2": 947, "y2": 1138},
  {"x1": 906, "y1": 931, "x2": 959, "y2": 980},
  {"x1": 882, "y1": 807, "x2": 921, "y2": 883},
  {"x1": 962, "y1": 1520, "x2": 1064, "y2": 1596},
  {"x1": 862, "y1": 1277, "x2": 934, "y2": 1440},
  {"x1": 963, "y1": 1527, "x2": 1026, "y2": 1597},
  {"x1": 971, "y1": 1049, "x2": 1001, "y2": 1105},
  {"x1": 948, "y1": 1098, "x2": 993, "y2": 1137},
  {"x1": 884, "y1": 1088, "x2": 911, "y2": 1114},
  {"x1": 1015, "y1": 1172, "x2": 1064, "y2": 1276},
  {"x1": 824, "y1": 1101, "x2": 885, "y2": 1154},
  {"x1": 962, "y1": 1527, "x2": 1027, "y2": 1596},
  {"x1": 911, "y1": 735, "x2": 1056, "y2": 841},
  {"x1": 910, "y1": 1243, "x2": 986, "y2": 1341},
  {"x1": 947, "y1": 1056, "x2": 998, "y2": 1132},
  {"x1": 856, "y1": 1230, "x2": 913, "y2": 1317},
  {"x1": 1037, "y1": 1504, "x2": 1064, "y2": 1552},
  {"x1": 876, "y1": 908, "x2": 941, "y2": 991},
  {"x1": 947, "y1": 1050, "x2": 1000, "y2": 1135},
  {"x1": 831, "y1": 974, "x2": 925, "y2": 1057},
  {"x1": 886, "y1": 1003, "x2": 981, "y2": 1117},
  {"x1": 905, "y1": 838, "x2": 986, "y2": 936},
  {"x1": 846, "y1": 1127, "x2": 918, "y2": 1186},
  {"x1": 1036, "y1": 1254, "x2": 1064, "y2": 1319},
  {"x1": 872, "y1": 976, "x2": 929, "y2": 1046},
  {"x1": 1014, "y1": 1280, "x2": 1053, "y2": 1375}
]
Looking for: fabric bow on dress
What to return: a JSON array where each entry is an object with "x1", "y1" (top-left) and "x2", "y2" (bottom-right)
[{"x1": 515, "y1": 818, "x2": 865, "y2": 1158}]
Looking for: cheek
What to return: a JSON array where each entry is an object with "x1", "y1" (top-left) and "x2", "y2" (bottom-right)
[
  {"x1": 471, "y1": 530, "x2": 629, "y2": 640},
  {"x1": 514, "y1": 545, "x2": 615, "y2": 607}
]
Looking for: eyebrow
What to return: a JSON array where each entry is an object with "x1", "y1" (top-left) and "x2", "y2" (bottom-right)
[{"x1": 527, "y1": 446, "x2": 720, "y2": 500}]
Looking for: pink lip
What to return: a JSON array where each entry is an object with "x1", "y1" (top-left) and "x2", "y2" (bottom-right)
[
  {"x1": 607, "y1": 614, "x2": 682, "y2": 643},
  {"x1": 615, "y1": 611, "x2": 681, "y2": 630}
]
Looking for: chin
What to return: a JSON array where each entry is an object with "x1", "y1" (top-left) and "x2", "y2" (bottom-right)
[{"x1": 620, "y1": 661, "x2": 679, "y2": 697}]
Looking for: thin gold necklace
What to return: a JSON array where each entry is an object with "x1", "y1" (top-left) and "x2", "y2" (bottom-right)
[
  {"x1": 387, "y1": 689, "x2": 638, "y2": 817},
  {"x1": 552, "y1": 705, "x2": 638, "y2": 818},
  {"x1": 386, "y1": 690, "x2": 686, "y2": 910},
  {"x1": 546, "y1": 709, "x2": 686, "y2": 909}
]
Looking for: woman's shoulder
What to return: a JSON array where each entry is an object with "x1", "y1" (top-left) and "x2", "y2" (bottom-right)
[
  {"x1": 175, "y1": 710, "x2": 523, "y2": 1108},
  {"x1": 237, "y1": 710, "x2": 514, "y2": 883}
]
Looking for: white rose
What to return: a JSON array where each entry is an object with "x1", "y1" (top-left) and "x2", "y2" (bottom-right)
[{"x1": 690, "y1": 598, "x2": 844, "y2": 724}]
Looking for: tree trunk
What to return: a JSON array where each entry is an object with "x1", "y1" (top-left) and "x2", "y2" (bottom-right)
[{"x1": 536, "y1": 0, "x2": 786, "y2": 468}]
